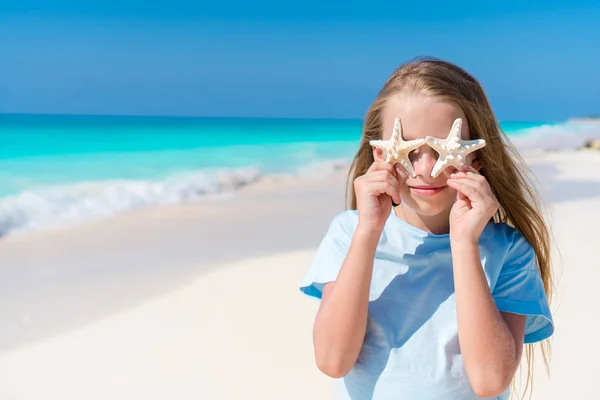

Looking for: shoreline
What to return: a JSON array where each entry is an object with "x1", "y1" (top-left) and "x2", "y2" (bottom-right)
[
  {"x1": 1, "y1": 143, "x2": 599, "y2": 240},
  {"x1": 3, "y1": 146, "x2": 600, "y2": 243}
]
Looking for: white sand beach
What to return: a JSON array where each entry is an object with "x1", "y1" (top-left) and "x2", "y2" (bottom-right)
[{"x1": 1, "y1": 148, "x2": 600, "y2": 399}]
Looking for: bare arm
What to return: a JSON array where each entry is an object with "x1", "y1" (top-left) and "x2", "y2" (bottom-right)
[
  {"x1": 452, "y1": 241, "x2": 526, "y2": 398},
  {"x1": 311, "y1": 160, "x2": 401, "y2": 378},
  {"x1": 312, "y1": 227, "x2": 380, "y2": 378}
]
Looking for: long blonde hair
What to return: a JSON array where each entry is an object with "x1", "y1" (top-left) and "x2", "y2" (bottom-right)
[{"x1": 346, "y1": 57, "x2": 553, "y2": 399}]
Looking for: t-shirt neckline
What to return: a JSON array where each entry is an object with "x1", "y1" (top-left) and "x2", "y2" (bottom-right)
[{"x1": 388, "y1": 206, "x2": 451, "y2": 240}]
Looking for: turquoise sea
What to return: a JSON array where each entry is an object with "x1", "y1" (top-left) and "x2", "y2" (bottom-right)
[{"x1": 0, "y1": 113, "x2": 593, "y2": 235}]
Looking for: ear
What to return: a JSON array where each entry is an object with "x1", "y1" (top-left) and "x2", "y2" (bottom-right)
[
  {"x1": 372, "y1": 146, "x2": 386, "y2": 162},
  {"x1": 470, "y1": 157, "x2": 484, "y2": 172}
]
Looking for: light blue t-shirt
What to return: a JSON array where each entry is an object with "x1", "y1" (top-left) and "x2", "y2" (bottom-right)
[{"x1": 300, "y1": 208, "x2": 554, "y2": 400}]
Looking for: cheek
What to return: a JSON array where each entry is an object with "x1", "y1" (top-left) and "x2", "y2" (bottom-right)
[{"x1": 442, "y1": 186, "x2": 458, "y2": 203}]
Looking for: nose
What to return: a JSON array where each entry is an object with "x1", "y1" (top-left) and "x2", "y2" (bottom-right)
[{"x1": 411, "y1": 147, "x2": 439, "y2": 178}]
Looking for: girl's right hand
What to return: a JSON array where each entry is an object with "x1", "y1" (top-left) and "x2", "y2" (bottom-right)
[{"x1": 353, "y1": 161, "x2": 403, "y2": 234}]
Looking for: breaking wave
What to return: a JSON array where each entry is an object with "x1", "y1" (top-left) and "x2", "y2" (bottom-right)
[{"x1": 0, "y1": 166, "x2": 262, "y2": 236}]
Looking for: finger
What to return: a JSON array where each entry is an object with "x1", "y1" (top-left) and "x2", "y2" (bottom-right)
[
  {"x1": 367, "y1": 161, "x2": 396, "y2": 175},
  {"x1": 448, "y1": 176, "x2": 484, "y2": 193},
  {"x1": 447, "y1": 179, "x2": 486, "y2": 203},
  {"x1": 371, "y1": 182, "x2": 401, "y2": 204},
  {"x1": 450, "y1": 169, "x2": 487, "y2": 185},
  {"x1": 366, "y1": 170, "x2": 399, "y2": 191},
  {"x1": 394, "y1": 164, "x2": 409, "y2": 183},
  {"x1": 449, "y1": 173, "x2": 493, "y2": 200},
  {"x1": 379, "y1": 170, "x2": 402, "y2": 205},
  {"x1": 449, "y1": 178, "x2": 498, "y2": 215},
  {"x1": 363, "y1": 167, "x2": 401, "y2": 204},
  {"x1": 375, "y1": 174, "x2": 401, "y2": 204}
]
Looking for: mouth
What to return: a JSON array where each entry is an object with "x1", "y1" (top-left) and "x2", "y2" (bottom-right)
[{"x1": 409, "y1": 185, "x2": 447, "y2": 196}]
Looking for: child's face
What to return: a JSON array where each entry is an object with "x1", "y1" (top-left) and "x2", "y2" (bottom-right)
[{"x1": 376, "y1": 92, "x2": 481, "y2": 218}]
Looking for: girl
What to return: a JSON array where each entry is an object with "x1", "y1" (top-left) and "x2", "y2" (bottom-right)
[{"x1": 300, "y1": 58, "x2": 554, "y2": 400}]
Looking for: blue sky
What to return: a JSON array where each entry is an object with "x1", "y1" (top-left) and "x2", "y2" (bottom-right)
[{"x1": 1, "y1": 1, "x2": 599, "y2": 121}]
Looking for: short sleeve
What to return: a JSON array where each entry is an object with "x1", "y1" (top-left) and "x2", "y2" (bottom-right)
[
  {"x1": 492, "y1": 232, "x2": 554, "y2": 343},
  {"x1": 299, "y1": 212, "x2": 354, "y2": 300}
]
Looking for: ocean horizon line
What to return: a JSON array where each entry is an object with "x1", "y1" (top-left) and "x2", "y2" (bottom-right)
[
  {"x1": 0, "y1": 112, "x2": 364, "y2": 123},
  {"x1": 0, "y1": 112, "x2": 560, "y2": 125}
]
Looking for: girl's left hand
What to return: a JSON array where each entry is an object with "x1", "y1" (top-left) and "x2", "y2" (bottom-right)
[{"x1": 447, "y1": 165, "x2": 499, "y2": 244}]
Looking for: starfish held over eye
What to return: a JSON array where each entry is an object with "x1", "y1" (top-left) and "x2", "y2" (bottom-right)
[
  {"x1": 426, "y1": 118, "x2": 486, "y2": 178},
  {"x1": 369, "y1": 117, "x2": 426, "y2": 178}
]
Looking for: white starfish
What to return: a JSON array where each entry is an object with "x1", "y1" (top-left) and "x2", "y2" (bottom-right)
[
  {"x1": 426, "y1": 118, "x2": 486, "y2": 178},
  {"x1": 369, "y1": 117, "x2": 425, "y2": 177}
]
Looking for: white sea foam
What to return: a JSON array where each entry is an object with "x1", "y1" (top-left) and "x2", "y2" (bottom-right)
[
  {"x1": 0, "y1": 159, "x2": 354, "y2": 236},
  {"x1": 509, "y1": 120, "x2": 600, "y2": 152},
  {"x1": 0, "y1": 166, "x2": 261, "y2": 236}
]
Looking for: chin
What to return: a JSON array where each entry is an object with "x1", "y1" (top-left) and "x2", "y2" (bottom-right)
[{"x1": 406, "y1": 202, "x2": 450, "y2": 217}]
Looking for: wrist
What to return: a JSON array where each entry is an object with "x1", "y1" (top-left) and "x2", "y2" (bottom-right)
[
  {"x1": 450, "y1": 236, "x2": 478, "y2": 245},
  {"x1": 354, "y1": 223, "x2": 383, "y2": 244},
  {"x1": 450, "y1": 239, "x2": 480, "y2": 254},
  {"x1": 449, "y1": 230, "x2": 479, "y2": 247}
]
